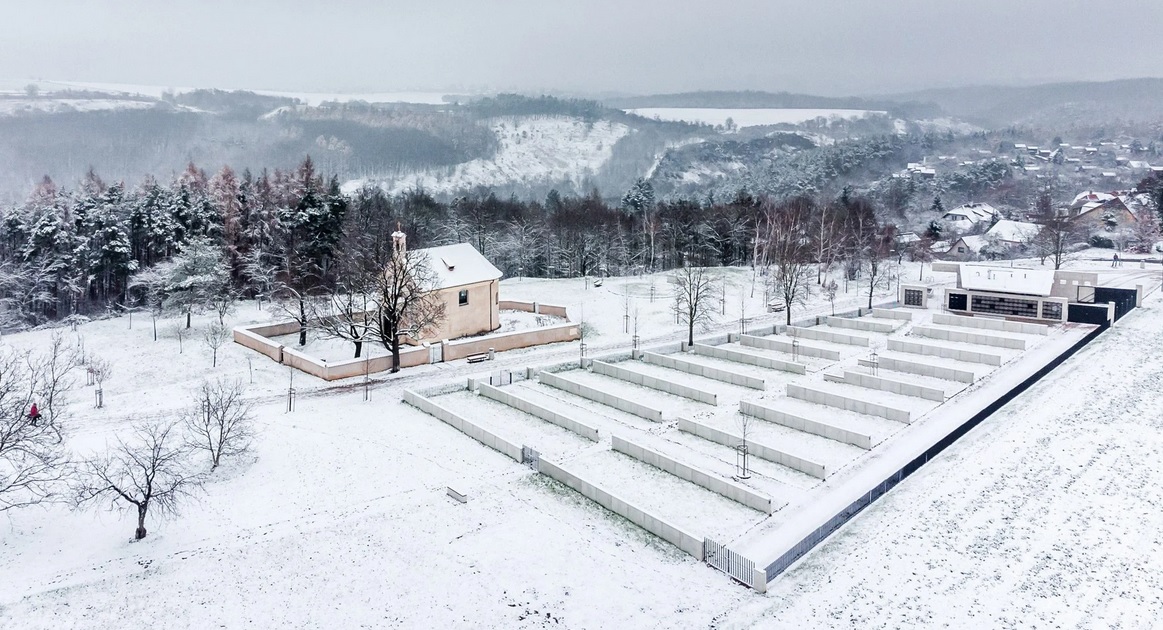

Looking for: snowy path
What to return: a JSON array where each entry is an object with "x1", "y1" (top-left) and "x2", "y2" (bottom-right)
[
  {"x1": 433, "y1": 391, "x2": 596, "y2": 459},
  {"x1": 564, "y1": 450, "x2": 765, "y2": 541}
]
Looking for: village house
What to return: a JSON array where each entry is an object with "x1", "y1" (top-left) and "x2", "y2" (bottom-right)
[
  {"x1": 942, "y1": 220, "x2": 1040, "y2": 261},
  {"x1": 942, "y1": 202, "x2": 998, "y2": 231},
  {"x1": 943, "y1": 235, "x2": 988, "y2": 261},
  {"x1": 1068, "y1": 191, "x2": 1137, "y2": 228},
  {"x1": 986, "y1": 219, "x2": 1040, "y2": 247}
]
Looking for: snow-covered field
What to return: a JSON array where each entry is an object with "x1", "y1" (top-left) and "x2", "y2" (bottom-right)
[
  {"x1": 625, "y1": 107, "x2": 883, "y2": 128},
  {"x1": 378, "y1": 116, "x2": 630, "y2": 195},
  {"x1": 0, "y1": 97, "x2": 168, "y2": 116},
  {"x1": 2, "y1": 262, "x2": 1158, "y2": 628},
  {"x1": 35, "y1": 81, "x2": 453, "y2": 106},
  {"x1": 719, "y1": 295, "x2": 1163, "y2": 628}
]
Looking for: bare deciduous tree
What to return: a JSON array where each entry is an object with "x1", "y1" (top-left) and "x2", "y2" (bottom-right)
[
  {"x1": 372, "y1": 239, "x2": 447, "y2": 373},
  {"x1": 26, "y1": 331, "x2": 77, "y2": 435},
  {"x1": 824, "y1": 279, "x2": 839, "y2": 316},
  {"x1": 74, "y1": 422, "x2": 202, "y2": 540},
  {"x1": 202, "y1": 322, "x2": 230, "y2": 368},
  {"x1": 673, "y1": 264, "x2": 718, "y2": 346},
  {"x1": 183, "y1": 379, "x2": 254, "y2": 470},
  {"x1": 1032, "y1": 192, "x2": 1084, "y2": 269},
  {"x1": 270, "y1": 284, "x2": 319, "y2": 347},
  {"x1": 311, "y1": 237, "x2": 380, "y2": 359},
  {"x1": 735, "y1": 412, "x2": 755, "y2": 479},
  {"x1": 762, "y1": 199, "x2": 815, "y2": 325},
  {"x1": 209, "y1": 287, "x2": 238, "y2": 326},
  {"x1": 89, "y1": 356, "x2": 112, "y2": 409},
  {"x1": 0, "y1": 350, "x2": 70, "y2": 511},
  {"x1": 169, "y1": 322, "x2": 189, "y2": 353},
  {"x1": 128, "y1": 265, "x2": 168, "y2": 341},
  {"x1": 311, "y1": 283, "x2": 374, "y2": 359},
  {"x1": 812, "y1": 202, "x2": 842, "y2": 285}
]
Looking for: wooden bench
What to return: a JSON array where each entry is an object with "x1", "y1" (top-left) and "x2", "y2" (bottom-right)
[
  {"x1": 857, "y1": 358, "x2": 879, "y2": 369},
  {"x1": 466, "y1": 353, "x2": 491, "y2": 364}
]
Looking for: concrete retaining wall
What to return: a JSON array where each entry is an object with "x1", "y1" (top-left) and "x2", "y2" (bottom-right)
[
  {"x1": 739, "y1": 401, "x2": 872, "y2": 450},
  {"x1": 871, "y1": 308, "x2": 913, "y2": 321},
  {"x1": 497, "y1": 300, "x2": 569, "y2": 319},
  {"x1": 690, "y1": 344, "x2": 806, "y2": 374},
  {"x1": 538, "y1": 303, "x2": 569, "y2": 318},
  {"x1": 888, "y1": 338, "x2": 1002, "y2": 366},
  {"x1": 787, "y1": 325, "x2": 871, "y2": 346},
  {"x1": 739, "y1": 334, "x2": 841, "y2": 361},
  {"x1": 403, "y1": 390, "x2": 524, "y2": 461},
  {"x1": 678, "y1": 417, "x2": 828, "y2": 479},
  {"x1": 838, "y1": 371, "x2": 945, "y2": 402},
  {"x1": 477, "y1": 383, "x2": 600, "y2": 441},
  {"x1": 912, "y1": 325, "x2": 1026, "y2": 350},
  {"x1": 322, "y1": 345, "x2": 429, "y2": 380},
  {"x1": 444, "y1": 322, "x2": 581, "y2": 360},
  {"x1": 824, "y1": 316, "x2": 897, "y2": 334},
  {"x1": 591, "y1": 361, "x2": 718, "y2": 405},
  {"x1": 786, "y1": 383, "x2": 911, "y2": 423},
  {"x1": 878, "y1": 355, "x2": 975, "y2": 383},
  {"x1": 235, "y1": 312, "x2": 577, "y2": 380},
  {"x1": 612, "y1": 435, "x2": 773, "y2": 514},
  {"x1": 642, "y1": 352, "x2": 765, "y2": 390},
  {"x1": 233, "y1": 327, "x2": 284, "y2": 362},
  {"x1": 538, "y1": 371, "x2": 665, "y2": 422},
  {"x1": 932, "y1": 312, "x2": 1048, "y2": 335},
  {"x1": 537, "y1": 457, "x2": 704, "y2": 559}
]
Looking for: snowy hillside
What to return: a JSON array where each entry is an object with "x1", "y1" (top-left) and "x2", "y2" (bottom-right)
[
  {"x1": 376, "y1": 116, "x2": 631, "y2": 195},
  {"x1": 0, "y1": 97, "x2": 178, "y2": 116},
  {"x1": 626, "y1": 107, "x2": 881, "y2": 128}
]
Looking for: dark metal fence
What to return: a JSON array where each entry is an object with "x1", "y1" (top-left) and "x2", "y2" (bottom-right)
[{"x1": 1094, "y1": 287, "x2": 1137, "y2": 321}]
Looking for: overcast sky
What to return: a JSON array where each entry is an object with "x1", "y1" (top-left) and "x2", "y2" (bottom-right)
[{"x1": 2, "y1": 0, "x2": 1160, "y2": 97}]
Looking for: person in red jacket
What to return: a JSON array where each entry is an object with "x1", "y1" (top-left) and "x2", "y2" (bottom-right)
[{"x1": 29, "y1": 402, "x2": 40, "y2": 425}]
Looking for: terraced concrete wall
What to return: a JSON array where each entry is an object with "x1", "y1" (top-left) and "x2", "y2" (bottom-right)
[
  {"x1": 888, "y1": 338, "x2": 1002, "y2": 366},
  {"x1": 591, "y1": 360, "x2": 718, "y2": 405},
  {"x1": 690, "y1": 344, "x2": 807, "y2": 374},
  {"x1": 824, "y1": 317, "x2": 897, "y2": 334},
  {"x1": 642, "y1": 352, "x2": 765, "y2": 390},
  {"x1": 739, "y1": 334, "x2": 842, "y2": 361},
  {"x1": 878, "y1": 355, "x2": 975, "y2": 383},
  {"x1": 932, "y1": 313, "x2": 1048, "y2": 335},
  {"x1": 477, "y1": 383, "x2": 600, "y2": 441},
  {"x1": 786, "y1": 383, "x2": 912, "y2": 423},
  {"x1": 611, "y1": 435, "x2": 774, "y2": 514},
  {"x1": 871, "y1": 308, "x2": 913, "y2": 321},
  {"x1": 738, "y1": 401, "x2": 872, "y2": 450},
  {"x1": 912, "y1": 325, "x2": 1027, "y2": 350},
  {"x1": 678, "y1": 417, "x2": 828, "y2": 479},
  {"x1": 839, "y1": 371, "x2": 945, "y2": 402},
  {"x1": 537, "y1": 457, "x2": 704, "y2": 560},
  {"x1": 403, "y1": 390, "x2": 523, "y2": 462},
  {"x1": 537, "y1": 371, "x2": 665, "y2": 422},
  {"x1": 787, "y1": 325, "x2": 871, "y2": 346}
]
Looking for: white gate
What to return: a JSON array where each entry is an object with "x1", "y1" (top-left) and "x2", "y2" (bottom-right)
[{"x1": 704, "y1": 537, "x2": 755, "y2": 588}]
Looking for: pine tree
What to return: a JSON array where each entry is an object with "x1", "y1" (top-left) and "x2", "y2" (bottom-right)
[{"x1": 930, "y1": 196, "x2": 945, "y2": 215}]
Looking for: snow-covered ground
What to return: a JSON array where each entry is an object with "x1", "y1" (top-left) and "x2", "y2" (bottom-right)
[
  {"x1": 719, "y1": 294, "x2": 1163, "y2": 628},
  {"x1": 0, "y1": 97, "x2": 173, "y2": 116},
  {"x1": 377, "y1": 116, "x2": 630, "y2": 195},
  {"x1": 625, "y1": 107, "x2": 883, "y2": 128},
  {"x1": 35, "y1": 80, "x2": 453, "y2": 106},
  {"x1": 3, "y1": 262, "x2": 1157, "y2": 628}
]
